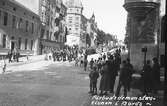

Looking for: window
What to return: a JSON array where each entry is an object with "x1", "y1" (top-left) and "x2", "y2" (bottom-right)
[
  {"x1": 50, "y1": 32, "x2": 52, "y2": 40},
  {"x1": 46, "y1": 30, "x2": 49, "y2": 40},
  {"x1": 25, "y1": 39, "x2": 28, "y2": 50},
  {"x1": 60, "y1": 35, "x2": 62, "y2": 42},
  {"x1": 2, "y1": 34, "x2": 6, "y2": 48},
  {"x1": 3, "y1": 12, "x2": 8, "y2": 26},
  {"x1": 18, "y1": 18, "x2": 23, "y2": 29},
  {"x1": 76, "y1": 17, "x2": 79, "y2": 20},
  {"x1": 18, "y1": 37, "x2": 21, "y2": 49},
  {"x1": 12, "y1": 15, "x2": 16, "y2": 28},
  {"x1": 69, "y1": 17, "x2": 72, "y2": 20},
  {"x1": 31, "y1": 23, "x2": 34, "y2": 34},
  {"x1": 55, "y1": 18, "x2": 59, "y2": 26},
  {"x1": 25, "y1": 20, "x2": 28, "y2": 32},
  {"x1": 30, "y1": 40, "x2": 33, "y2": 50},
  {"x1": 40, "y1": 29, "x2": 45, "y2": 38}
]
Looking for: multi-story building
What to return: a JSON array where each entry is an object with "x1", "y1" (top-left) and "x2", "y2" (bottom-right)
[
  {"x1": 39, "y1": 0, "x2": 67, "y2": 54},
  {"x1": 65, "y1": 0, "x2": 85, "y2": 47},
  {"x1": 0, "y1": 0, "x2": 40, "y2": 56},
  {"x1": 65, "y1": 0, "x2": 99, "y2": 49}
]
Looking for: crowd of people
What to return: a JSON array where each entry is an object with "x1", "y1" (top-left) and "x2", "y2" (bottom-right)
[
  {"x1": 86, "y1": 49, "x2": 161, "y2": 97},
  {"x1": 141, "y1": 57, "x2": 161, "y2": 95},
  {"x1": 45, "y1": 46, "x2": 79, "y2": 62},
  {"x1": 7, "y1": 49, "x2": 20, "y2": 63},
  {"x1": 88, "y1": 49, "x2": 123, "y2": 96}
]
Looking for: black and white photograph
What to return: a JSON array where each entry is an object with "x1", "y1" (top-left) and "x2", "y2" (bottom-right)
[{"x1": 0, "y1": 0, "x2": 166, "y2": 106}]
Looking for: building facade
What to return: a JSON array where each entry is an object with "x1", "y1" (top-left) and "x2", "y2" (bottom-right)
[
  {"x1": 39, "y1": 0, "x2": 67, "y2": 54},
  {"x1": 0, "y1": 0, "x2": 40, "y2": 56},
  {"x1": 65, "y1": 0, "x2": 86, "y2": 48}
]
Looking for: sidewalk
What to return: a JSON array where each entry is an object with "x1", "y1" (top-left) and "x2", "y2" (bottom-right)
[{"x1": 0, "y1": 55, "x2": 46, "y2": 73}]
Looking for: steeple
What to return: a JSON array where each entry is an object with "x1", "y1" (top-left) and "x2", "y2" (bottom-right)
[{"x1": 91, "y1": 12, "x2": 95, "y2": 22}]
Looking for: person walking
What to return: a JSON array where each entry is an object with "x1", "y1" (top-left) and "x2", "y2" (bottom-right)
[
  {"x1": 141, "y1": 60, "x2": 152, "y2": 96},
  {"x1": 75, "y1": 57, "x2": 79, "y2": 66},
  {"x1": 115, "y1": 60, "x2": 132, "y2": 97},
  {"x1": 16, "y1": 51, "x2": 20, "y2": 62},
  {"x1": 89, "y1": 58, "x2": 94, "y2": 70},
  {"x1": 103, "y1": 54, "x2": 106, "y2": 61},
  {"x1": 152, "y1": 57, "x2": 160, "y2": 94},
  {"x1": 8, "y1": 51, "x2": 12, "y2": 63},
  {"x1": 89, "y1": 66, "x2": 99, "y2": 95},
  {"x1": 84, "y1": 58, "x2": 88, "y2": 71},
  {"x1": 108, "y1": 55, "x2": 117, "y2": 93},
  {"x1": 126, "y1": 58, "x2": 134, "y2": 91},
  {"x1": 99, "y1": 61, "x2": 110, "y2": 95},
  {"x1": 1, "y1": 57, "x2": 6, "y2": 73}
]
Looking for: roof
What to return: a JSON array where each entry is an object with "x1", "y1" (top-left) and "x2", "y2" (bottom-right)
[
  {"x1": 7, "y1": 0, "x2": 39, "y2": 17},
  {"x1": 65, "y1": 0, "x2": 83, "y2": 8}
]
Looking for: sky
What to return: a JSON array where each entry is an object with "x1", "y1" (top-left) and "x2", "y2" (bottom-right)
[
  {"x1": 15, "y1": 0, "x2": 166, "y2": 40},
  {"x1": 81, "y1": 0, "x2": 127, "y2": 40}
]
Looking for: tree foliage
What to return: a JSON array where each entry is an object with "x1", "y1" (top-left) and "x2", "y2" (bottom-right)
[{"x1": 96, "y1": 29, "x2": 118, "y2": 45}]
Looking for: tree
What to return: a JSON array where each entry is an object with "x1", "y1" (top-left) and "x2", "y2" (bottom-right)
[{"x1": 96, "y1": 29, "x2": 105, "y2": 45}]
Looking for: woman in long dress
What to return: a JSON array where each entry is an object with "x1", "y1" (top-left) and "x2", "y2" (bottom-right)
[{"x1": 99, "y1": 61, "x2": 110, "y2": 95}]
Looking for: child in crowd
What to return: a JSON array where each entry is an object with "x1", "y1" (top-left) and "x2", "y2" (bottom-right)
[
  {"x1": 89, "y1": 66, "x2": 99, "y2": 95},
  {"x1": 75, "y1": 57, "x2": 79, "y2": 66},
  {"x1": 1, "y1": 57, "x2": 6, "y2": 73}
]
